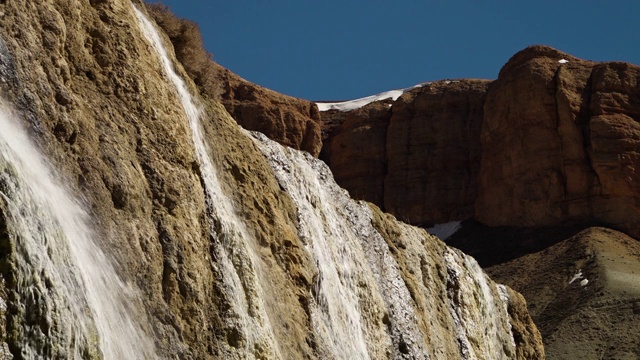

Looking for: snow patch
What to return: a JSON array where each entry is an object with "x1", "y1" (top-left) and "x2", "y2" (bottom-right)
[
  {"x1": 316, "y1": 83, "x2": 427, "y2": 112},
  {"x1": 580, "y1": 278, "x2": 589, "y2": 287},
  {"x1": 427, "y1": 221, "x2": 462, "y2": 240},
  {"x1": 558, "y1": 59, "x2": 569, "y2": 64},
  {"x1": 569, "y1": 269, "x2": 583, "y2": 284}
]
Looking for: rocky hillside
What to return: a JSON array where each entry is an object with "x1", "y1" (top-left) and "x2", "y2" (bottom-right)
[
  {"x1": 0, "y1": 1, "x2": 543, "y2": 359},
  {"x1": 488, "y1": 227, "x2": 640, "y2": 360}
]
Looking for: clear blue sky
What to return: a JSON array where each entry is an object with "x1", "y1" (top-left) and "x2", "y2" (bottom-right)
[{"x1": 154, "y1": 1, "x2": 639, "y2": 101}]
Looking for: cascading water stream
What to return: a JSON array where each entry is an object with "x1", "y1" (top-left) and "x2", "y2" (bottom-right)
[
  {"x1": 133, "y1": 6, "x2": 520, "y2": 360},
  {"x1": 0, "y1": 101, "x2": 156, "y2": 358},
  {"x1": 133, "y1": 6, "x2": 281, "y2": 358},
  {"x1": 252, "y1": 135, "x2": 375, "y2": 359},
  {"x1": 250, "y1": 132, "x2": 433, "y2": 359},
  {"x1": 444, "y1": 248, "x2": 517, "y2": 359}
]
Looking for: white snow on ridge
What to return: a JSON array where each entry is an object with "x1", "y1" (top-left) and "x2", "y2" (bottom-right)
[
  {"x1": 316, "y1": 83, "x2": 427, "y2": 112},
  {"x1": 427, "y1": 221, "x2": 462, "y2": 240},
  {"x1": 558, "y1": 59, "x2": 569, "y2": 64},
  {"x1": 569, "y1": 270, "x2": 583, "y2": 284}
]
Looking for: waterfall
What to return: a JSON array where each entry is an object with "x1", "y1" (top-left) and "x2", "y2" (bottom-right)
[
  {"x1": 133, "y1": 6, "x2": 282, "y2": 358},
  {"x1": 0, "y1": 101, "x2": 156, "y2": 358},
  {"x1": 250, "y1": 132, "x2": 433, "y2": 359},
  {"x1": 133, "y1": 6, "x2": 520, "y2": 360},
  {"x1": 444, "y1": 248, "x2": 516, "y2": 359}
]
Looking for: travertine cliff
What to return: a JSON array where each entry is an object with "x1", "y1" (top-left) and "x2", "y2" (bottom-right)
[{"x1": 0, "y1": 1, "x2": 542, "y2": 359}]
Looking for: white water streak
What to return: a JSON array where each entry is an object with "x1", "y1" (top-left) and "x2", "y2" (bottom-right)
[
  {"x1": 251, "y1": 132, "x2": 433, "y2": 359},
  {"x1": 133, "y1": 6, "x2": 281, "y2": 358},
  {"x1": 0, "y1": 102, "x2": 155, "y2": 358},
  {"x1": 444, "y1": 248, "x2": 516, "y2": 359},
  {"x1": 252, "y1": 133, "x2": 373, "y2": 359}
]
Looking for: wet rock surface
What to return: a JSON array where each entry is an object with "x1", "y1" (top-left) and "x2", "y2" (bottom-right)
[{"x1": 0, "y1": 1, "x2": 543, "y2": 359}]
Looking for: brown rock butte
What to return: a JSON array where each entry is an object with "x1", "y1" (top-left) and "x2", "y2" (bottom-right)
[
  {"x1": 478, "y1": 45, "x2": 640, "y2": 238},
  {"x1": 319, "y1": 45, "x2": 640, "y2": 238}
]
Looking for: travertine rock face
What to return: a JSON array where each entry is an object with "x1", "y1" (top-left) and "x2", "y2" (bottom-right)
[
  {"x1": 477, "y1": 45, "x2": 640, "y2": 237},
  {"x1": 0, "y1": 1, "x2": 542, "y2": 359},
  {"x1": 212, "y1": 62, "x2": 323, "y2": 156}
]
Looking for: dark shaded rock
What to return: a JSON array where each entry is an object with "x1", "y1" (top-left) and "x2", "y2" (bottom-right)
[
  {"x1": 320, "y1": 80, "x2": 489, "y2": 225},
  {"x1": 385, "y1": 80, "x2": 489, "y2": 224},
  {"x1": 321, "y1": 100, "x2": 392, "y2": 205}
]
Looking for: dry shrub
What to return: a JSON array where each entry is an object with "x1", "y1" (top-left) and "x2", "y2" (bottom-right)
[{"x1": 145, "y1": 3, "x2": 222, "y2": 99}]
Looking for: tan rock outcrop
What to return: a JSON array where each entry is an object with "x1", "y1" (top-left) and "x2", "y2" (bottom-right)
[
  {"x1": 146, "y1": 5, "x2": 323, "y2": 157},
  {"x1": 213, "y1": 63, "x2": 323, "y2": 156}
]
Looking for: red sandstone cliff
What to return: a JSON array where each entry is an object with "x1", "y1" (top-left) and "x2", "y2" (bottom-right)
[
  {"x1": 477, "y1": 45, "x2": 640, "y2": 238},
  {"x1": 320, "y1": 46, "x2": 640, "y2": 238}
]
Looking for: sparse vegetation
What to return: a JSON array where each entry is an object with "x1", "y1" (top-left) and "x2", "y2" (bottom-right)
[{"x1": 145, "y1": 3, "x2": 221, "y2": 99}]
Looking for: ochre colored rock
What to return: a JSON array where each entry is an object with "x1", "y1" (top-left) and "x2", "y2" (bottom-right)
[
  {"x1": 213, "y1": 63, "x2": 323, "y2": 156},
  {"x1": 0, "y1": 1, "x2": 542, "y2": 358},
  {"x1": 147, "y1": 7, "x2": 323, "y2": 157}
]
